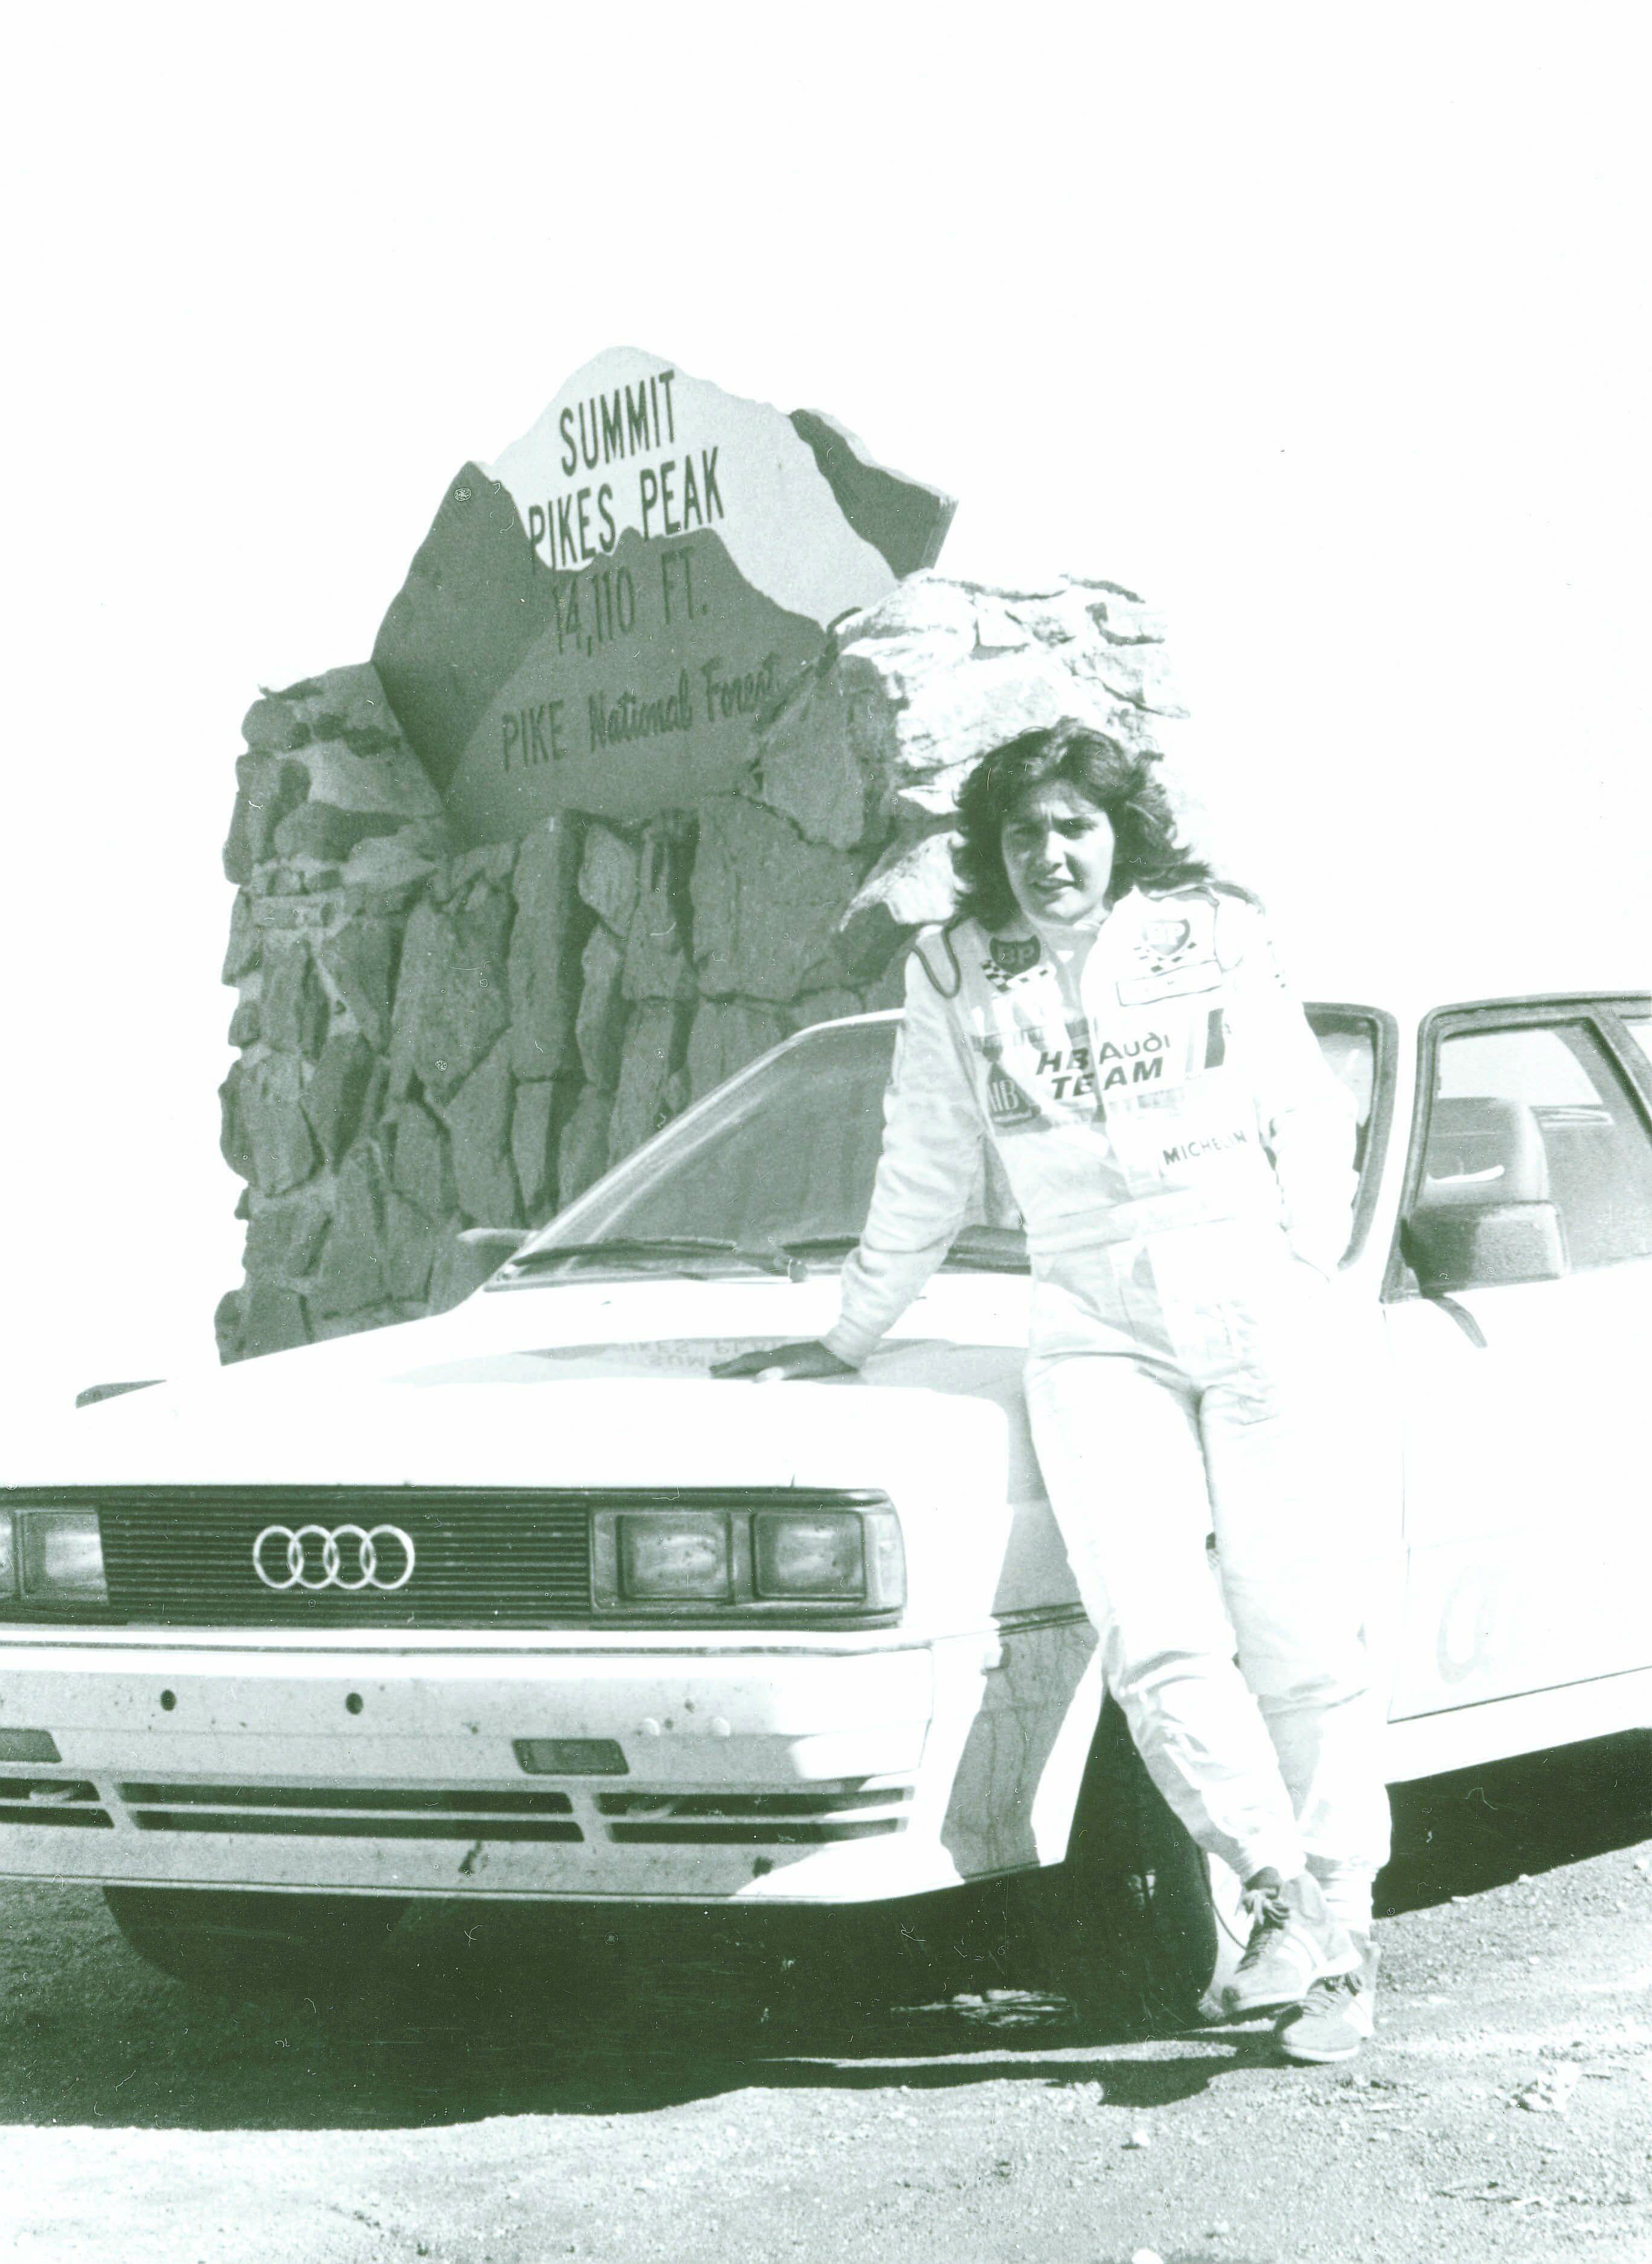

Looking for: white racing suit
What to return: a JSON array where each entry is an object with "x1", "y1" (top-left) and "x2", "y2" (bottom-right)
[{"x1": 824, "y1": 886, "x2": 1391, "y2": 1919}]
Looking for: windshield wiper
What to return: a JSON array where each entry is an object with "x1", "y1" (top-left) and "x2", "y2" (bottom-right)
[
  {"x1": 501, "y1": 1236, "x2": 803, "y2": 1281},
  {"x1": 757, "y1": 1232, "x2": 1031, "y2": 1274},
  {"x1": 499, "y1": 1230, "x2": 1030, "y2": 1285}
]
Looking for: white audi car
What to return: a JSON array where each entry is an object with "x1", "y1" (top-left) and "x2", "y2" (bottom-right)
[{"x1": 1, "y1": 981, "x2": 1648, "y2": 2016}]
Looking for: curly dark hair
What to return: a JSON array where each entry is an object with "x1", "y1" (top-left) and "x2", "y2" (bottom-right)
[{"x1": 950, "y1": 720, "x2": 1219, "y2": 930}]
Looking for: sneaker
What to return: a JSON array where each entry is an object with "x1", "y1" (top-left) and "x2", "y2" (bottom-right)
[
  {"x1": 1275, "y1": 1940, "x2": 1380, "y2": 2064},
  {"x1": 1218, "y1": 1869, "x2": 1360, "y2": 2019}
]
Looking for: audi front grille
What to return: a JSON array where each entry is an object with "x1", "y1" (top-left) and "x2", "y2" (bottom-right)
[
  {"x1": 7, "y1": 1488, "x2": 591, "y2": 1629},
  {"x1": 0, "y1": 1488, "x2": 894, "y2": 1630}
]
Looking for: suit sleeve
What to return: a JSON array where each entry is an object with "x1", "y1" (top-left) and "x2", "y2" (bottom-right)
[
  {"x1": 823, "y1": 941, "x2": 988, "y2": 1366},
  {"x1": 1216, "y1": 898, "x2": 1360, "y2": 1275}
]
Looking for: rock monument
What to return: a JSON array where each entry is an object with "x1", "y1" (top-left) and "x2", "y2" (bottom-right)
[{"x1": 217, "y1": 354, "x2": 1182, "y2": 1361}]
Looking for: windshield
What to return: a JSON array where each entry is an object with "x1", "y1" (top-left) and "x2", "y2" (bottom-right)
[{"x1": 504, "y1": 1007, "x2": 1386, "y2": 1282}]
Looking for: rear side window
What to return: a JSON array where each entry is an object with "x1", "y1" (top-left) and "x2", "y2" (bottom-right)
[{"x1": 1429, "y1": 1020, "x2": 1652, "y2": 1272}]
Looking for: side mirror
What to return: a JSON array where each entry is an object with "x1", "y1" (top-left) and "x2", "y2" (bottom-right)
[
  {"x1": 1403, "y1": 1200, "x2": 1567, "y2": 1294},
  {"x1": 74, "y1": 1380, "x2": 164, "y2": 1409}
]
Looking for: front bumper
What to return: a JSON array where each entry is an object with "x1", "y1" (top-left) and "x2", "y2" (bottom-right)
[{"x1": 0, "y1": 1627, "x2": 1083, "y2": 1902}]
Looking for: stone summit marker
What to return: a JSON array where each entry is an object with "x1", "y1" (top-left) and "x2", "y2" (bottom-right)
[
  {"x1": 216, "y1": 351, "x2": 1177, "y2": 1361},
  {"x1": 373, "y1": 348, "x2": 955, "y2": 842}
]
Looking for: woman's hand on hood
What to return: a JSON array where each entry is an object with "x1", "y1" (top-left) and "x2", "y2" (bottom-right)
[{"x1": 709, "y1": 1341, "x2": 856, "y2": 1382}]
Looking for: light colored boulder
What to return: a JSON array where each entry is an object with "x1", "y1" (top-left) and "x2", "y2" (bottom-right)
[
  {"x1": 818, "y1": 575, "x2": 983, "y2": 647},
  {"x1": 868, "y1": 648, "x2": 1167, "y2": 826},
  {"x1": 755, "y1": 571, "x2": 1185, "y2": 845}
]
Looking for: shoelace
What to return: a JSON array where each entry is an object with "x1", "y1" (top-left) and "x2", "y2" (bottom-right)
[
  {"x1": 1237, "y1": 1884, "x2": 1291, "y2": 1963},
  {"x1": 1310, "y1": 1969, "x2": 1363, "y2": 2002}
]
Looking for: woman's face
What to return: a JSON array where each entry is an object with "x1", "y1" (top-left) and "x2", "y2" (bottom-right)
[{"x1": 1000, "y1": 779, "x2": 1118, "y2": 928}]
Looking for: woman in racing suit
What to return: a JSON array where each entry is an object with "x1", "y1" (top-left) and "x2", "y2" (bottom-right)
[{"x1": 716, "y1": 721, "x2": 1389, "y2": 2059}]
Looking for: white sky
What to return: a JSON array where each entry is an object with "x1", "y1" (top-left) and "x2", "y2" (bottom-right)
[{"x1": 2, "y1": 5, "x2": 1647, "y2": 1426}]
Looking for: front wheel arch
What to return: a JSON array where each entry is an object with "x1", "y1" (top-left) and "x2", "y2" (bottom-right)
[{"x1": 1040, "y1": 1696, "x2": 1246, "y2": 2030}]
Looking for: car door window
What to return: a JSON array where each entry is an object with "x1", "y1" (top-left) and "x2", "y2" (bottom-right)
[
  {"x1": 1429, "y1": 1019, "x2": 1652, "y2": 1273},
  {"x1": 1622, "y1": 1012, "x2": 1651, "y2": 1071}
]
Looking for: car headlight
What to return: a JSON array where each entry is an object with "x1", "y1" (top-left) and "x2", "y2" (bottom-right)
[
  {"x1": 592, "y1": 1497, "x2": 904, "y2": 1616},
  {"x1": 754, "y1": 1510, "x2": 868, "y2": 1598},
  {"x1": 9, "y1": 1511, "x2": 109, "y2": 1607},
  {"x1": 618, "y1": 1511, "x2": 731, "y2": 1602}
]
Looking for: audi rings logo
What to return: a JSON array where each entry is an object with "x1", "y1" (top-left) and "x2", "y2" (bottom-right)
[{"x1": 252, "y1": 1523, "x2": 417, "y2": 1593}]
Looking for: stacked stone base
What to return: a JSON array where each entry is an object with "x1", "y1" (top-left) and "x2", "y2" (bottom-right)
[{"x1": 217, "y1": 575, "x2": 1180, "y2": 1361}]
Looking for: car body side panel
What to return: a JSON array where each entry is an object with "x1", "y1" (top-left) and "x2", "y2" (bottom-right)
[{"x1": 1387, "y1": 1265, "x2": 1652, "y2": 1715}]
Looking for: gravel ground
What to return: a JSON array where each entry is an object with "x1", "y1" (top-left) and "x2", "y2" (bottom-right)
[{"x1": 1, "y1": 1730, "x2": 1648, "y2": 2264}]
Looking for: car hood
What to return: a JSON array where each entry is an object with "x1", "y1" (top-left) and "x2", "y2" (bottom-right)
[{"x1": 7, "y1": 1272, "x2": 1042, "y2": 1500}]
